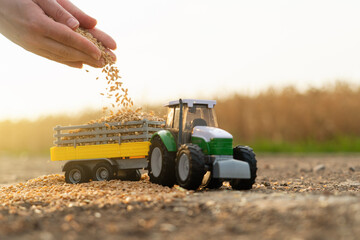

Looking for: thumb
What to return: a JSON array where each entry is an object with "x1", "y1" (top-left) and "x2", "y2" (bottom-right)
[{"x1": 35, "y1": 0, "x2": 79, "y2": 29}]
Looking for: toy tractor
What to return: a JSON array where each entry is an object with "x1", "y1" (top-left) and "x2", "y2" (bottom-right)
[{"x1": 148, "y1": 99, "x2": 257, "y2": 190}]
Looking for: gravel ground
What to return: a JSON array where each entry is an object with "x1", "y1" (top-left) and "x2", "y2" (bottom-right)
[
  {"x1": 0, "y1": 154, "x2": 359, "y2": 240},
  {"x1": 0, "y1": 155, "x2": 62, "y2": 185}
]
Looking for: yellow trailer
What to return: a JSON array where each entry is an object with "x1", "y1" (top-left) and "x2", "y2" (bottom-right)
[{"x1": 50, "y1": 119, "x2": 164, "y2": 183}]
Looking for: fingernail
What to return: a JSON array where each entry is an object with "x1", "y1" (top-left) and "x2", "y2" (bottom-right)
[{"x1": 67, "y1": 18, "x2": 79, "y2": 29}]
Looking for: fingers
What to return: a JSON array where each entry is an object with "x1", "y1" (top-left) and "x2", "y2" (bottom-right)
[
  {"x1": 62, "y1": 61, "x2": 83, "y2": 68},
  {"x1": 35, "y1": 0, "x2": 79, "y2": 29},
  {"x1": 104, "y1": 49, "x2": 117, "y2": 62},
  {"x1": 87, "y1": 28, "x2": 117, "y2": 50},
  {"x1": 39, "y1": 48, "x2": 103, "y2": 69},
  {"x1": 40, "y1": 16, "x2": 102, "y2": 60},
  {"x1": 39, "y1": 37, "x2": 105, "y2": 67},
  {"x1": 35, "y1": 49, "x2": 83, "y2": 68},
  {"x1": 57, "y1": 0, "x2": 97, "y2": 29}
]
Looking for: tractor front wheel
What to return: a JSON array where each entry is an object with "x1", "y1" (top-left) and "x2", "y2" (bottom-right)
[
  {"x1": 202, "y1": 171, "x2": 223, "y2": 189},
  {"x1": 175, "y1": 144, "x2": 206, "y2": 190},
  {"x1": 230, "y1": 145, "x2": 257, "y2": 190},
  {"x1": 205, "y1": 177, "x2": 223, "y2": 189}
]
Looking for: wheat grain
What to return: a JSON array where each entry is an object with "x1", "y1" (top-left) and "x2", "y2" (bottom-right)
[{"x1": 0, "y1": 174, "x2": 190, "y2": 214}]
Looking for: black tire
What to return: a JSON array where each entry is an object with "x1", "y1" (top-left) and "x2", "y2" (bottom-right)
[
  {"x1": 175, "y1": 144, "x2": 206, "y2": 190},
  {"x1": 148, "y1": 135, "x2": 176, "y2": 187},
  {"x1": 202, "y1": 171, "x2": 223, "y2": 189},
  {"x1": 92, "y1": 162, "x2": 115, "y2": 181},
  {"x1": 65, "y1": 164, "x2": 89, "y2": 184},
  {"x1": 230, "y1": 145, "x2": 257, "y2": 190},
  {"x1": 205, "y1": 177, "x2": 223, "y2": 189}
]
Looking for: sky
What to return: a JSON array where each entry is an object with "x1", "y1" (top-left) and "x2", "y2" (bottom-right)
[{"x1": 0, "y1": 0, "x2": 360, "y2": 120}]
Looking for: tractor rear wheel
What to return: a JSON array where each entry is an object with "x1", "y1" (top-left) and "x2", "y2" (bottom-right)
[
  {"x1": 230, "y1": 145, "x2": 257, "y2": 190},
  {"x1": 175, "y1": 144, "x2": 206, "y2": 190},
  {"x1": 65, "y1": 164, "x2": 89, "y2": 184},
  {"x1": 148, "y1": 135, "x2": 176, "y2": 187}
]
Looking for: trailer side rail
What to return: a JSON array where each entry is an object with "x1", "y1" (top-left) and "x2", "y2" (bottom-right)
[{"x1": 54, "y1": 119, "x2": 164, "y2": 147}]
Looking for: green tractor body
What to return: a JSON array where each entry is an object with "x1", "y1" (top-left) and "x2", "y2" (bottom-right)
[{"x1": 148, "y1": 99, "x2": 257, "y2": 190}]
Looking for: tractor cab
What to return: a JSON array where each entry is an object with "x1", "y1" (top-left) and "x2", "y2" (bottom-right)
[
  {"x1": 164, "y1": 99, "x2": 219, "y2": 145},
  {"x1": 165, "y1": 99, "x2": 218, "y2": 130}
]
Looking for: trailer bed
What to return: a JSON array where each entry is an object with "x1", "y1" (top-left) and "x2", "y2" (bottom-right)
[
  {"x1": 50, "y1": 141, "x2": 150, "y2": 161},
  {"x1": 50, "y1": 119, "x2": 164, "y2": 162}
]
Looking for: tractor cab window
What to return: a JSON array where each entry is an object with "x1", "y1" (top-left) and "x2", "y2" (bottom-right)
[
  {"x1": 165, "y1": 107, "x2": 174, "y2": 128},
  {"x1": 183, "y1": 104, "x2": 218, "y2": 130},
  {"x1": 173, "y1": 107, "x2": 180, "y2": 129}
]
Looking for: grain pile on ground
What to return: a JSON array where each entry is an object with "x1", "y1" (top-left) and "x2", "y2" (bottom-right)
[{"x1": 0, "y1": 174, "x2": 189, "y2": 215}]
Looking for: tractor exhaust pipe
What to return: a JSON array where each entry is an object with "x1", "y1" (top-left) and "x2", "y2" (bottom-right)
[{"x1": 178, "y1": 98, "x2": 183, "y2": 147}]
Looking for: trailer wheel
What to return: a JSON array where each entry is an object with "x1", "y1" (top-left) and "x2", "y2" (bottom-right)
[
  {"x1": 230, "y1": 145, "x2": 257, "y2": 190},
  {"x1": 65, "y1": 165, "x2": 89, "y2": 184},
  {"x1": 175, "y1": 144, "x2": 206, "y2": 190},
  {"x1": 148, "y1": 135, "x2": 176, "y2": 187},
  {"x1": 93, "y1": 162, "x2": 115, "y2": 181}
]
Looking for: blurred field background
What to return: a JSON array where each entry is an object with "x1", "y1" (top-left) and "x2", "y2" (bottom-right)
[{"x1": 1, "y1": 81, "x2": 360, "y2": 156}]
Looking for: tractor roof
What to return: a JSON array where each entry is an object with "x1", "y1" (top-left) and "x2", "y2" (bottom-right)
[{"x1": 165, "y1": 99, "x2": 216, "y2": 108}]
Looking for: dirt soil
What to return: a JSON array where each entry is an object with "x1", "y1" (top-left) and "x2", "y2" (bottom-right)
[{"x1": 0, "y1": 154, "x2": 359, "y2": 240}]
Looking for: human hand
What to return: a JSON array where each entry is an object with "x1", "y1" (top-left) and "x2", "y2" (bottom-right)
[{"x1": 0, "y1": 0, "x2": 116, "y2": 68}]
